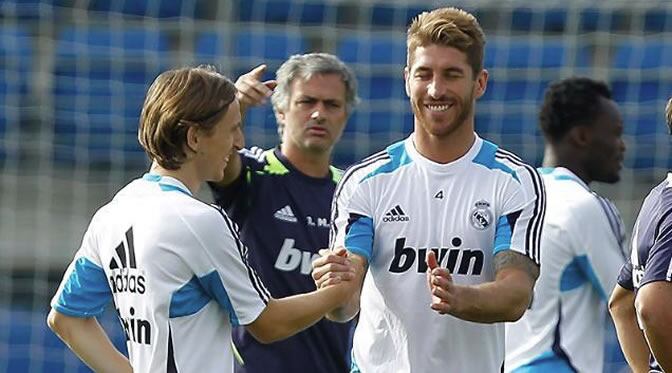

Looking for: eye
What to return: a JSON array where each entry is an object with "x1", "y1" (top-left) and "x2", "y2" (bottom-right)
[
  {"x1": 296, "y1": 98, "x2": 315, "y2": 106},
  {"x1": 414, "y1": 72, "x2": 430, "y2": 80}
]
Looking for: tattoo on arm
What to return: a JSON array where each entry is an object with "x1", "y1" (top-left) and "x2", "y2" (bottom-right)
[{"x1": 494, "y1": 250, "x2": 540, "y2": 281}]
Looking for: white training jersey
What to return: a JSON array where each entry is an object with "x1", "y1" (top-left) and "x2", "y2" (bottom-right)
[
  {"x1": 331, "y1": 135, "x2": 546, "y2": 373},
  {"x1": 51, "y1": 174, "x2": 270, "y2": 373},
  {"x1": 505, "y1": 167, "x2": 626, "y2": 373}
]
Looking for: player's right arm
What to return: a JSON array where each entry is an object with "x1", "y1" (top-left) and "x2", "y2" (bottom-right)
[
  {"x1": 608, "y1": 283, "x2": 650, "y2": 373},
  {"x1": 310, "y1": 160, "x2": 378, "y2": 322},
  {"x1": 215, "y1": 64, "x2": 276, "y2": 187},
  {"x1": 198, "y1": 209, "x2": 357, "y2": 343},
  {"x1": 246, "y1": 277, "x2": 357, "y2": 343},
  {"x1": 47, "y1": 310, "x2": 132, "y2": 373},
  {"x1": 48, "y1": 212, "x2": 131, "y2": 372},
  {"x1": 311, "y1": 247, "x2": 367, "y2": 322}
]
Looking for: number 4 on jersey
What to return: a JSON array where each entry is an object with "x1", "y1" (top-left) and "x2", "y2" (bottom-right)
[{"x1": 434, "y1": 190, "x2": 444, "y2": 199}]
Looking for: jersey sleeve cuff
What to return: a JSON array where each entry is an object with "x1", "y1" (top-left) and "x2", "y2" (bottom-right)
[{"x1": 50, "y1": 303, "x2": 105, "y2": 318}]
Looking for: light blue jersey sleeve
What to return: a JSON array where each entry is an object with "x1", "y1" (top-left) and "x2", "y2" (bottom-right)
[
  {"x1": 344, "y1": 213, "x2": 375, "y2": 262},
  {"x1": 51, "y1": 222, "x2": 113, "y2": 318}
]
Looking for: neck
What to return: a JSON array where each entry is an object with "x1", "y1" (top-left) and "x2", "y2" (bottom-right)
[
  {"x1": 413, "y1": 124, "x2": 476, "y2": 164},
  {"x1": 280, "y1": 143, "x2": 331, "y2": 178},
  {"x1": 542, "y1": 146, "x2": 591, "y2": 185},
  {"x1": 149, "y1": 162, "x2": 200, "y2": 195}
]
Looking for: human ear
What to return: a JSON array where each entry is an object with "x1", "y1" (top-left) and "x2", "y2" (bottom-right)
[{"x1": 185, "y1": 125, "x2": 200, "y2": 154}]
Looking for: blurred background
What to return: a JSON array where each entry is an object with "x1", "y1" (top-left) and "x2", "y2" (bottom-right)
[{"x1": 1, "y1": 0, "x2": 671, "y2": 371}]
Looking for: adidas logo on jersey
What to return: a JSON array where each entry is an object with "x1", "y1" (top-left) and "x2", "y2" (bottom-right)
[
  {"x1": 383, "y1": 205, "x2": 409, "y2": 222},
  {"x1": 108, "y1": 227, "x2": 146, "y2": 294},
  {"x1": 274, "y1": 205, "x2": 298, "y2": 223}
]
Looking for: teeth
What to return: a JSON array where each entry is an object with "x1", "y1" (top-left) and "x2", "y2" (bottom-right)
[{"x1": 426, "y1": 104, "x2": 451, "y2": 112}]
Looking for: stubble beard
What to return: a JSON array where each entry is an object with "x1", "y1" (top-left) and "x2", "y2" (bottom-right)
[{"x1": 413, "y1": 91, "x2": 475, "y2": 139}]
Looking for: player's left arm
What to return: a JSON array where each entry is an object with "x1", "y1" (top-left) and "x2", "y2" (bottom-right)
[
  {"x1": 633, "y1": 209, "x2": 672, "y2": 372},
  {"x1": 609, "y1": 283, "x2": 650, "y2": 373},
  {"x1": 635, "y1": 281, "x2": 672, "y2": 371},
  {"x1": 427, "y1": 250, "x2": 537, "y2": 323},
  {"x1": 428, "y1": 164, "x2": 544, "y2": 322}
]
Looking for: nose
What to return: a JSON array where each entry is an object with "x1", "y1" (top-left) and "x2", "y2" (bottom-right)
[
  {"x1": 428, "y1": 77, "x2": 446, "y2": 99},
  {"x1": 233, "y1": 126, "x2": 244, "y2": 150},
  {"x1": 310, "y1": 103, "x2": 326, "y2": 123}
]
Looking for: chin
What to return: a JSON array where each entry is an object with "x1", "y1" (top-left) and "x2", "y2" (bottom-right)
[
  {"x1": 600, "y1": 173, "x2": 621, "y2": 184},
  {"x1": 304, "y1": 141, "x2": 331, "y2": 153}
]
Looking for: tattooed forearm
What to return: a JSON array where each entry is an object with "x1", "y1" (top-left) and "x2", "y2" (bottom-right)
[{"x1": 494, "y1": 251, "x2": 540, "y2": 281}]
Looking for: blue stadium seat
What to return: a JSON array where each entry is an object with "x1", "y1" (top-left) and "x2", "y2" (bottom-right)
[
  {"x1": 369, "y1": 4, "x2": 427, "y2": 27},
  {"x1": 476, "y1": 110, "x2": 538, "y2": 136},
  {"x1": 0, "y1": 0, "x2": 72, "y2": 19},
  {"x1": 56, "y1": 27, "x2": 170, "y2": 60},
  {"x1": 510, "y1": 7, "x2": 567, "y2": 32},
  {"x1": 611, "y1": 80, "x2": 671, "y2": 103},
  {"x1": 195, "y1": 31, "x2": 226, "y2": 62},
  {"x1": 0, "y1": 25, "x2": 31, "y2": 162},
  {"x1": 343, "y1": 107, "x2": 410, "y2": 136},
  {"x1": 233, "y1": 29, "x2": 307, "y2": 61},
  {"x1": 612, "y1": 39, "x2": 672, "y2": 69},
  {"x1": 2, "y1": 307, "x2": 126, "y2": 373},
  {"x1": 644, "y1": 9, "x2": 671, "y2": 32},
  {"x1": 483, "y1": 79, "x2": 550, "y2": 103},
  {"x1": 336, "y1": 34, "x2": 406, "y2": 65},
  {"x1": 368, "y1": 110, "x2": 406, "y2": 133},
  {"x1": 622, "y1": 109, "x2": 666, "y2": 136},
  {"x1": 625, "y1": 136, "x2": 656, "y2": 169},
  {"x1": 620, "y1": 110, "x2": 665, "y2": 169},
  {"x1": 87, "y1": 0, "x2": 198, "y2": 18},
  {"x1": 499, "y1": 112, "x2": 537, "y2": 135},
  {"x1": 235, "y1": 0, "x2": 327, "y2": 24},
  {"x1": 510, "y1": 7, "x2": 533, "y2": 31},
  {"x1": 357, "y1": 74, "x2": 405, "y2": 101},
  {"x1": 578, "y1": 7, "x2": 629, "y2": 32},
  {"x1": 52, "y1": 27, "x2": 169, "y2": 166},
  {"x1": 485, "y1": 37, "x2": 590, "y2": 69},
  {"x1": 245, "y1": 105, "x2": 277, "y2": 131}
]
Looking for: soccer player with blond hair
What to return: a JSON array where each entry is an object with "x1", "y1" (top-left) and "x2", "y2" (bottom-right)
[{"x1": 312, "y1": 7, "x2": 545, "y2": 372}]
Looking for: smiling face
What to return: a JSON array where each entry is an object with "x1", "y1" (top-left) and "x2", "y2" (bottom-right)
[
  {"x1": 193, "y1": 99, "x2": 243, "y2": 183},
  {"x1": 405, "y1": 44, "x2": 487, "y2": 140},
  {"x1": 277, "y1": 73, "x2": 348, "y2": 155}
]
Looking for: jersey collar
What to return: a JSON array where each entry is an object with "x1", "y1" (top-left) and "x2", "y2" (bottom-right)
[
  {"x1": 538, "y1": 167, "x2": 590, "y2": 191},
  {"x1": 405, "y1": 133, "x2": 482, "y2": 172},
  {"x1": 272, "y1": 147, "x2": 337, "y2": 185},
  {"x1": 142, "y1": 173, "x2": 193, "y2": 196}
]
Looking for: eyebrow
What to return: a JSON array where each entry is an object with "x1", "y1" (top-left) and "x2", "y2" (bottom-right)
[
  {"x1": 413, "y1": 66, "x2": 465, "y2": 74},
  {"x1": 296, "y1": 95, "x2": 344, "y2": 104}
]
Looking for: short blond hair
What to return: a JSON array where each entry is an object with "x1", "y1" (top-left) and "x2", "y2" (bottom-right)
[
  {"x1": 407, "y1": 7, "x2": 486, "y2": 76},
  {"x1": 138, "y1": 66, "x2": 236, "y2": 170}
]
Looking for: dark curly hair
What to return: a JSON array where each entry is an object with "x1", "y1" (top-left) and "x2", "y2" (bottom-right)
[{"x1": 539, "y1": 77, "x2": 612, "y2": 143}]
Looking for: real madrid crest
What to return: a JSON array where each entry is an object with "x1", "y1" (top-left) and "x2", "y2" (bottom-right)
[{"x1": 470, "y1": 200, "x2": 493, "y2": 230}]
